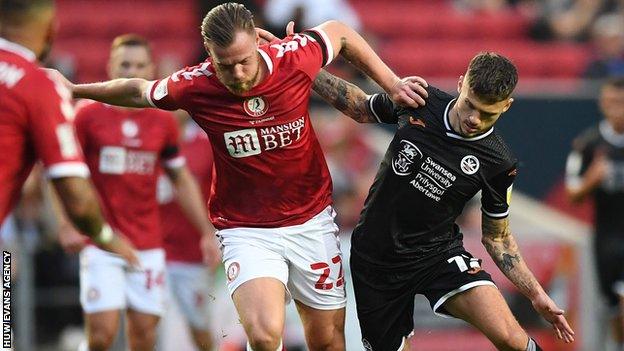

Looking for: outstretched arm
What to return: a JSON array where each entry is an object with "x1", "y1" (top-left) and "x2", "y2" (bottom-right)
[
  {"x1": 312, "y1": 70, "x2": 374, "y2": 123},
  {"x1": 481, "y1": 216, "x2": 575, "y2": 343},
  {"x1": 315, "y1": 20, "x2": 427, "y2": 108},
  {"x1": 45, "y1": 69, "x2": 151, "y2": 108}
]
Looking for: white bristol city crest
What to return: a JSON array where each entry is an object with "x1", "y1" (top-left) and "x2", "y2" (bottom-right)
[
  {"x1": 460, "y1": 155, "x2": 480, "y2": 175},
  {"x1": 243, "y1": 96, "x2": 269, "y2": 117},
  {"x1": 121, "y1": 119, "x2": 139, "y2": 138}
]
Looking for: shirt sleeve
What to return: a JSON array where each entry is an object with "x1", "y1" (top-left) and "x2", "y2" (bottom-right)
[
  {"x1": 145, "y1": 61, "x2": 212, "y2": 112},
  {"x1": 565, "y1": 136, "x2": 594, "y2": 190},
  {"x1": 160, "y1": 112, "x2": 185, "y2": 170},
  {"x1": 481, "y1": 163, "x2": 517, "y2": 218},
  {"x1": 366, "y1": 93, "x2": 398, "y2": 124},
  {"x1": 268, "y1": 30, "x2": 331, "y2": 80},
  {"x1": 29, "y1": 72, "x2": 89, "y2": 179}
]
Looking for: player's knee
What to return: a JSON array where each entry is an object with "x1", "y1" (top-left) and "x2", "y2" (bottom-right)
[
  {"x1": 491, "y1": 328, "x2": 528, "y2": 351},
  {"x1": 247, "y1": 329, "x2": 281, "y2": 351},
  {"x1": 87, "y1": 330, "x2": 116, "y2": 351},
  {"x1": 130, "y1": 330, "x2": 157, "y2": 350},
  {"x1": 306, "y1": 327, "x2": 345, "y2": 351},
  {"x1": 190, "y1": 329, "x2": 213, "y2": 351}
]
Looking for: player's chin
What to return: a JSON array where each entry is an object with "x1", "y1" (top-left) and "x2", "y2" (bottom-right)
[{"x1": 226, "y1": 83, "x2": 252, "y2": 95}]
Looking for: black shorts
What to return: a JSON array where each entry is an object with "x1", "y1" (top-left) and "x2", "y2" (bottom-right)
[
  {"x1": 594, "y1": 235, "x2": 624, "y2": 307},
  {"x1": 351, "y1": 249, "x2": 494, "y2": 351}
]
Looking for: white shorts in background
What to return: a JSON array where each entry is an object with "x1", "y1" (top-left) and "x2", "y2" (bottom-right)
[
  {"x1": 166, "y1": 261, "x2": 214, "y2": 330},
  {"x1": 219, "y1": 206, "x2": 346, "y2": 310},
  {"x1": 79, "y1": 246, "x2": 166, "y2": 316}
]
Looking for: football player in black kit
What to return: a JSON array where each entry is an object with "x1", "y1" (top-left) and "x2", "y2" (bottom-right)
[
  {"x1": 566, "y1": 77, "x2": 624, "y2": 350},
  {"x1": 312, "y1": 52, "x2": 575, "y2": 351}
]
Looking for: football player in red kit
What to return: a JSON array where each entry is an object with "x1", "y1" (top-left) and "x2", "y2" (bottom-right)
[
  {"x1": 0, "y1": 0, "x2": 137, "y2": 263},
  {"x1": 46, "y1": 3, "x2": 428, "y2": 350},
  {"x1": 158, "y1": 111, "x2": 216, "y2": 351},
  {"x1": 71, "y1": 35, "x2": 219, "y2": 351}
]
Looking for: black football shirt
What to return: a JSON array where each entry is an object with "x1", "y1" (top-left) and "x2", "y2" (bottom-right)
[
  {"x1": 351, "y1": 87, "x2": 518, "y2": 269},
  {"x1": 566, "y1": 121, "x2": 624, "y2": 237}
]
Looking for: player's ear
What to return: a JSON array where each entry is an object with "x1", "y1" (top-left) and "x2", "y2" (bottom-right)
[
  {"x1": 457, "y1": 75, "x2": 464, "y2": 94},
  {"x1": 502, "y1": 97, "x2": 514, "y2": 113}
]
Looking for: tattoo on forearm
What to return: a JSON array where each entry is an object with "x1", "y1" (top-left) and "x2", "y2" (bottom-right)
[
  {"x1": 501, "y1": 253, "x2": 520, "y2": 271},
  {"x1": 482, "y1": 216, "x2": 542, "y2": 297},
  {"x1": 312, "y1": 70, "x2": 373, "y2": 122}
]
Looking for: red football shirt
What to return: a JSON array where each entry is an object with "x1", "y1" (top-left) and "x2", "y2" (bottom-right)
[
  {"x1": 146, "y1": 30, "x2": 334, "y2": 229},
  {"x1": 159, "y1": 122, "x2": 213, "y2": 263},
  {"x1": 0, "y1": 38, "x2": 89, "y2": 224},
  {"x1": 74, "y1": 101, "x2": 183, "y2": 249}
]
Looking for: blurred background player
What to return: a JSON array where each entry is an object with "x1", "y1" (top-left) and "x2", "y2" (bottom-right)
[
  {"x1": 0, "y1": 0, "x2": 137, "y2": 263},
  {"x1": 566, "y1": 76, "x2": 624, "y2": 351},
  {"x1": 66, "y1": 34, "x2": 220, "y2": 351},
  {"x1": 157, "y1": 110, "x2": 216, "y2": 351},
  {"x1": 46, "y1": 3, "x2": 428, "y2": 350}
]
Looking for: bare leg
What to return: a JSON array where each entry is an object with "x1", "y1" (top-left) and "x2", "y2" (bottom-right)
[
  {"x1": 407, "y1": 285, "x2": 531, "y2": 351},
  {"x1": 233, "y1": 278, "x2": 286, "y2": 351},
  {"x1": 126, "y1": 309, "x2": 160, "y2": 351},
  {"x1": 295, "y1": 300, "x2": 345, "y2": 351},
  {"x1": 84, "y1": 310, "x2": 121, "y2": 351}
]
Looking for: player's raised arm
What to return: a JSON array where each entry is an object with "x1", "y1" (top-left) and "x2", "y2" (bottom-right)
[
  {"x1": 313, "y1": 20, "x2": 428, "y2": 108},
  {"x1": 45, "y1": 68, "x2": 152, "y2": 108}
]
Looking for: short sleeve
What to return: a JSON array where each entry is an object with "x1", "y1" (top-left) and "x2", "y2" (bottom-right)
[
  {"x1": 145, "y1": 61, "x2": 212, "y2": 111},
  {"x1": 29, "y1": 73, "x2": 89, "y2": 179},
  {"x1": 481, "y1": 163, "x2": 517, "y2": 218},
  {"x1": 268, "y1": 30, "x2": 331, "y2": 80},
  {"x1": 160, "y1": 112, "x2": 185, "y2": 170},
  {"x1": 367, "y1": 93, "x2": 397, "y2": 124},
  {"x1": 565, "y1": 135, "x2": 594, "y2": 190}
]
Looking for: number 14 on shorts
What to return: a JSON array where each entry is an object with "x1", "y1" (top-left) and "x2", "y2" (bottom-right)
[{"x1": 310, "y1": 255, "x2": 344, "y2": 290}]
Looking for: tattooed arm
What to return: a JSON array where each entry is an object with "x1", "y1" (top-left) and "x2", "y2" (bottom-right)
[
  {"x1": 481, "y1": 215, "x2": 575, "y2": 342},
  {"x1": 312, "y1": 20, "x2": 428, "y2": 108},
  {"x1": 481, "y1": 216, "x2": 543, "y2": 298},
  {"x1": 312, "y1": 70, "x2": 375, "y2": 123}
]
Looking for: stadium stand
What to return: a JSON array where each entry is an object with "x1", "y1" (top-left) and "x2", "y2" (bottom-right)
[{"x1": 54, "y1": 0, "x2": 200, "y2": 82}]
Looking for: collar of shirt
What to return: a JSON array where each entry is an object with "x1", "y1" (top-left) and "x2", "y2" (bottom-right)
[
  {"x1": 599, "y1": 119, "x2": 624, "y2": 147},
  {"x1": 0, "y1": 37, "x2": 36, "y2": 62}
]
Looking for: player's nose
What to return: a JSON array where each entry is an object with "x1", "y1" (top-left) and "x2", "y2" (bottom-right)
[
  {"x1": 468, "y1": 114, "x2": 480, "y2": 126},
  {"x1": 232, "y1": 64, "x2": 245, "y2": 80}
]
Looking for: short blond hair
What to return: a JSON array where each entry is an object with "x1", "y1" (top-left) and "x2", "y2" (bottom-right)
[{"x1": 110, "y1": 33, "x2": 152, "y2": 56}]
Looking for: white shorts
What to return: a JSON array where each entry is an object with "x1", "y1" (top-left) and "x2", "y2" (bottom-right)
[
  {"x1": 79, "y1": 246, "x2": 166, "y2": 316},
  {"x1": 166, "y1": 261, "x2": 214, "y2": 330},
  {"x1": 219, "y1": 206, "x2": 346, "y2": 310}
]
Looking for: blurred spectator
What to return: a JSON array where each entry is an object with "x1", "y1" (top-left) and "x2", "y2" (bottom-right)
[
  {"x1": 264, "y1": 0, "x2": 361, "y2": 36},
  {"x1": 583, "y1": 13, "x2": 624, "y2": 79},
  {"x1": 565, "y1": 77, "x2": 624, "y2": 349},
  {"x1": 530, "y1": 0, "x2": 606, "y2": 41}
]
